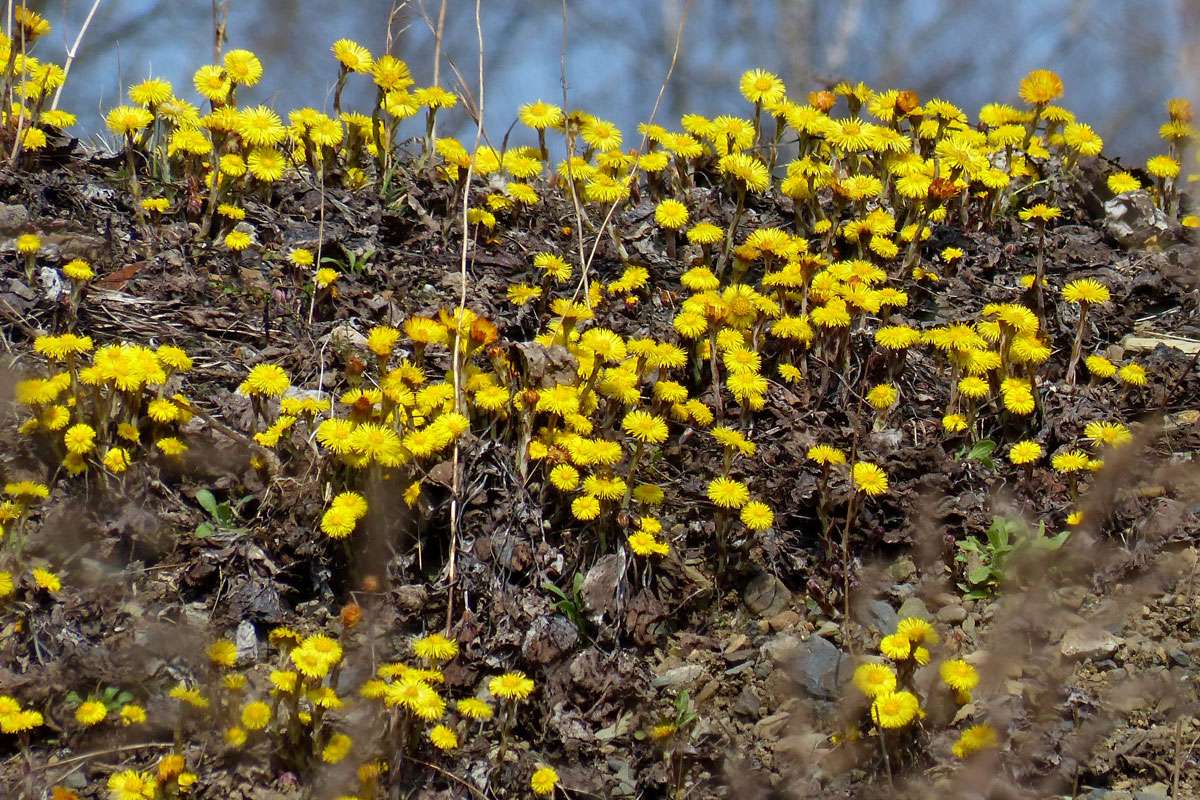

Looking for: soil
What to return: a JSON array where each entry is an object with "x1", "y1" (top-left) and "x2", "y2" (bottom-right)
[{"x1": 0, "y1": 138, "x2": 1198, "y2": 800}]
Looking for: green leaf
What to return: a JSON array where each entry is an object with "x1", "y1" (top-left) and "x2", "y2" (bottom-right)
[
  {"x1": 195, "y1": 521, "x2": 215, "y2": 539},
  {"x1": 195, "y1": 488, "x2": 219, "y2": 519},
  {"x1": 967, "y1": 565, "x2": 994, "y2": 585},
  {"x1": 966, "y1": 440, "x2": 996, "y2": 462}
]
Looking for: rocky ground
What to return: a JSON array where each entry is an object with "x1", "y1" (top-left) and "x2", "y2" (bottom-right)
[{"x1": 0, "y1": 137, "x2": 1198, "y2": 800}]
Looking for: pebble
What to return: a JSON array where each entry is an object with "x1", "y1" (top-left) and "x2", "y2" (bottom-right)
[
  {"x1": 743, "y1": 573, "x2": 793, "y2": 617},
  {"x1": 652, "y1": 663, "x2": 705, "y2": 688},
  {"x1": 768, "y1": 610, "x2": 803, "y2": 632},
  {"x1": 1061, "y1": 626, "x2": 1122, "y2": 660},
  {"x1": 897, "y1": 596, "x2": 931, "y2": 621},
  {"x1": 936, "y1": 604, "x2": 967, "y2": 624}
]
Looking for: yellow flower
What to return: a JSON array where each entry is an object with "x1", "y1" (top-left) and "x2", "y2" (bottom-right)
[
  {"x1": 429, "y1": 724, "x2": 458, "y2": 750},
  {"x1": 852, "y1": 462, "x2": 888, "y2": 496},
  {"x1": 1083, "y1": 421, "x2": 1132, "y2": 448},
  {"x1": 866, "y1": 383, "x2": 898, "y2": 410},
  {"x1": 739, "y1": 501, "x2": 774, "y2": 531},
  {"x1": 807, "y1": 445, "x2": 846, "y2": 466},
  {"x1": 63, "y1": 423, "x2": 97, "y2": 455},
  {"x1": 62, "y1": 259, "x2": 94, "y2": 282},
  {"x1": 75, "y1": 700, "x2": 107, "y2": 726},
  {"x1": 1051, "y1": 450, "x2": 1090, "y2": 473},
  {"x1": 942, "y1": 413, "x2": 968, "y2": 433},
  {"x1": 1061, "y1": 278, "x2": 1109, "y2": 305},
  {"x1": 240, "y1": 701, "x2": 271, "y2": 730},
  {"x1": 239, "y1": 364, "x2": 290, "y2": 397},
  {"x1": 530, "y1": 766, "x2": 559, "y2": 796},
  {"x1": 570, "y1": 495, "x2": 601, "y2": 521},
  {"x1": 1117, "y1": 363, "x2": 1146, "y2": 386},
  {"x1": 456, "y1": 697, "x2": 493, "y2": 720},
  {"x1": 320, "y1": 732, "x2": 352, "y2": 763},
  {"x1": 1018, "y1": 203, "x2": 1061, "y2": 223},
  {"x1": 628, "y1": 530, "x2": 669, "y2": 557},
  {"x1": 32, "y1": 567, "x2": 61, "y2": 592},
  {"x1": 622, "y1": 410, "x2": 668, "y2": 444},
  {"x1": 739, "y1": 68, "x2": 785, "y2": 106},
  {"x1": 412, "y1": 633, "x2": 458, "y2": 664},
  {"x1": 1146, "y1": 154, "x2": 1180, "y2": 179},
  {"x1": 119, "y1": 704, "x2": 147, "y2": 725},
  {"x1": 896, "y1": 617, "x2": 939, "y2": 646},
  {"x1": 870, "y1": 690, "x2": 921, "y2": 729},
  {"x1": 105, "y1": 105, "x2": 154, "y2": 136},
  {"x1": 879, "y1": 633, "x2": 911, "y2": 661},
  {"x1": 489, "y1": 671, "x2": 535, "y2": 701},
  {"x1": 207, "y1": 639, "x2": 238, "y2": 668},
  {"x1": 654, "y1": 199, "x2": 689, "y2": 230},
  {"x1": 707, "y1": 477, "x2": 750, "y2": 509},
  {"x1": 516, "y1": 99, "x2": 563, "y2": 131},
  {"x1": 169, "y1": 684, "x2": 209, "y2": 709},
  {"x1": 224, "y1": 230, "x2": 253, "y2": 251},
  {"x1": 939, "y1": 659, "x2": 980, "y2": 693},
  {"x1": 1018, "y1": 69, "x2": 1063, "y2": 105},
  {"x1": 106, "y1": 770, "x2": 157, "y2": 800},
  {"x1": 225, "y1": 726, "x2": 247, "y2": 747},
  {"x1": 952, "y1": 723, "x2": 999, "y2": 758},
  {"x1": 331, "y1": 39, "x2": 373, "y2": 72},
  {"x1": 852, "y1": 663, "x2": 897, "y2": 698},
  {"x1": 223, "y1": 49, "x2": 263, "y2": 86},
  {"x1": 1107, "y1": 171, "x2": 1141, "y2": 194},
  {"x1": 1008, "y1": 440, "x2": 1043, "y2": 465}
]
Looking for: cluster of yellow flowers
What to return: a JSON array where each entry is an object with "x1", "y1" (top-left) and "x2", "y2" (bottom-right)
[
  {"x1": 851, "y1": 616, "x2": 997, "y2": 760},
  {"x1": 0, "y1": 7, "x2": 78, "y2": 160},
  {"x1": 14, "y1": 332, "x2": 196, "y2": 478},
  {"x1": 86, "y1": 623, "x2": 550, "y2": 799}
]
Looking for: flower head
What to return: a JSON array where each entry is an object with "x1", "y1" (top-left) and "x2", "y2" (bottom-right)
[
  {"x1": 531, "y1": 766, "x2": 559, "y2": 796},
  {"x1": 75, "y1": 700, "x2": 107, "y2": 726},
  {"x1": 239, "y1": 364, "x2": 290, "y2": 397},
  {"x1": 871, "y1": 690, "x2": 920, "y2": 729},
  {"x1": 852, "y1": 663, "x2": 897, "y2": 698},
  {"x1": 952, "y1": 723, "x2": 999, "y2": 758},
  {"x1": 1008, "y1": 440, "x2": 1043, "y2": 465},
  {"x1": 1018, "y1": 69, "x2": 1063, "y2": 105},
  {"x1": 1061, "y1": 278, "x2": 1109, "y2": 305},
  {"x1": 707, "y1": 477, "x2": 750, "y2": 509},
  {"x1": 939, "y1": 659, "x2": 980, "y2": 693},
  {"x1": 489, "y1": 671, "x2": 535, "y2": 702},
  {"x1": 852, "y1": 462, "x2": 888, "y2": 496}
]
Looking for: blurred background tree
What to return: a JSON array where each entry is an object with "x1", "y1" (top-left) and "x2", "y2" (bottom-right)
[{"x1": 31, "y1": 0, "x2": 1200, "y2": 164}]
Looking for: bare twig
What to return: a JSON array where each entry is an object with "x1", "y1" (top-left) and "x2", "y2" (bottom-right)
[
  {"x1": 50, "y1": 0, "x2": 103, "y2": 111},
  {"x1": 33, "y1": 742, "x2": 175, "y2": 774},
  {"x1": 558, "y1": 0, "x2": 588, "y2": 288},
  {"x1": 445, "y1": 0, "x2": 485, "y2": 633},
  {"x1": 572, "y1": 0, "x2": 692, "y2": 302}
]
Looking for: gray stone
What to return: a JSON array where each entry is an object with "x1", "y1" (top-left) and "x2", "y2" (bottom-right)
[
  {"x1": 858, "y1": 599, "x2": 899, "y2": 633},
  {"x1": 235, "y1": 620, "x2": 258, "y2": 663},
  {"x1": 0, "y1": 203, "x2": 30, "y2": 235},
  {"x1": 763, "y1": 634, "x2": 851, "y2": 700},
  {"x1": 897, "y1": 596, "x2": 931, "y2": 621},
  {"x1": 937, "y1": 604, "x2": 968, "y2": 624},
  {"x1": 743, "y1": 573, "x2": 792, "y2": 617},
  {"x1": 888, "y1": 556, "x2": 917, "y2": 582},
  {"x1": 1134, "y1": 783, "x2": 1169, "y2": 800},
  {"x1": 1061, "y1": 626, "x2": 1121, "y2": 660},
  {"x1": 1104, "y1": 192, "x2": 1169, "y2": 248},
  {"x1": 652, "y1": 663, "x2": 705, "y2": 688}
]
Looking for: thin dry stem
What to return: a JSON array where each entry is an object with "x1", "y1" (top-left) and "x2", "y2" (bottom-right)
[
  {"x1": 572, "y1": 0, "x2": 692, "y2": 303},
  {"x1": 446, "y1": 0, "x2": 485, "y2": 634},
  {"x1": 50, "y1": 0, "x2": 103, "y2": 111}
]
